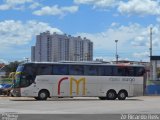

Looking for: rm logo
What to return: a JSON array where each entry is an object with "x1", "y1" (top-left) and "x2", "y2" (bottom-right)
[{"x1": 58, "y1": 77, "x2": 86, "y2": 96}]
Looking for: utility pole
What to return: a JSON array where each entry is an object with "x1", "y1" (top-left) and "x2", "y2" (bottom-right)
[
  {"x1": 150, "y1": 27, "x2": 152, "y2": 57},
  {"x1": 150, "y1": 27, "x2": 153, "y2": 81},
  {"x1": 115, "y1": 40, "x2": 118, "y2": 64},
  {"x1": 24, "y1": 57, "x2": 29, "y2": 63}
]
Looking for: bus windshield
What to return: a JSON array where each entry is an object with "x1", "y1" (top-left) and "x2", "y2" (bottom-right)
[
  {"x1": 14, "y1": 64, "x2": 37, "y2": 88},
  {"x1": 16, "y1": 65, "x2": 24, "y2": 72},
  {"x1": 14, "y1": 65, "x2": 24, "y2": 88}
]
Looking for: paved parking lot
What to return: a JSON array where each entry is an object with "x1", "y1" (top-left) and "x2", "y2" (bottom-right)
[{"x1": 0, "y1": 96, "x2": 160, "y2": 114}]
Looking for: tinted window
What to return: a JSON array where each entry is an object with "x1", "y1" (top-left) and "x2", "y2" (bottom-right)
[
  {"x1": 53, "y1": 65, "x2": 68, "y2": 75},
  {"x1": 117, "y1": 67, "x2": 126, "y2": 76},
  {"x1": 23, "y1": 64, "x2": 36, "y2": 77},
  {"x1": 37, "y1": 64, "x2": 52, "y2": 75},
  {"x1": 20, "y1": 64, "x2": 36, "y2": 87},
  {"x1": 112, "y1": 66, "x2": 118, "y2": 76},
  {"x1": 105, "y1": 66, "x2": 112, "y2": 76},
  {"x1": 69, "y1": 65, "x2": 84, "y2": 75},
  {"x1": 112, "y1": 66, "x2": 136, "y2": 76},
  {"x1": 135, "y1": 67, "x2": 145, "y2": 76},
  {"x1": 112, "y1": 66, "x2": 145, "y2": 76},
  {"x1": 84, "y1": 65, "x2": 98, "y2": 75},
  {"x1": 98, "y1": 66, "x2": 105, "y2": 76},
  {"x1": 16, "y1": 65, "x2": 24, "y2": 72},
  {"x1": 125, "y1": 67, "x2": 134, "y2": 76},
  {"x1": 98, "y1": 66, "x2": 113, "y2": 76}
]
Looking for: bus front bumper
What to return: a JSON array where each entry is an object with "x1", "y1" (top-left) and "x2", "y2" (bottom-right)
[{"x1": 10, "y1": 88, "x2": 21, "y2": 97}]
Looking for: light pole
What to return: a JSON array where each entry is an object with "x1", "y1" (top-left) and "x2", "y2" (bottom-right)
[
  {"x1": 24, "y1": 57, "x2": 29, "y2": 63},
  {"x1": 150, "y1": 27, "x2": 153, "y2": 81},
  {"x1": 115, "y1": 40, "x2": 118, "y2": 64}
]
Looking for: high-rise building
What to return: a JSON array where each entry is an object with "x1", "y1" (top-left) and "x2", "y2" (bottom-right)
[
  {"x1": 31, "y1": 46, "x2": 35, "y2": 62},
  {"x1": 31, "y1": 31, "x2": 93, "y2": 62}
]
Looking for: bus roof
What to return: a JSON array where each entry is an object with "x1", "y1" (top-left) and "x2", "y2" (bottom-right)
[{"x1": 20, "y1": 61, "x2": 145, "y2": 67}]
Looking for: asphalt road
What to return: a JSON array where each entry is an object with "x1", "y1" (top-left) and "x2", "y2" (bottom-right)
[
  {"x1": 0, "y1": 96, "x2": 160, "y2": 114},
  {"x1": 0, "y1": 96, "x2": 160, "y2": 120}
]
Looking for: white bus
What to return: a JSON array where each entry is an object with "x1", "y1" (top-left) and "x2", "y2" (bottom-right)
[{"x1": 11, "y1": 62, "x2": 146, "y2": 100}]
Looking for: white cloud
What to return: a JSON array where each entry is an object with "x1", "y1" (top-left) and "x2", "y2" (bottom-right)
[
  {"x1": 93, "y1": 56, "x2": 114, "y2": 62},
  {"x1": 0, "y1": 59, "x2": 8, "y2": 64},
  {"x1": 33, "y1": 5, "x2": 79, "y2": 16},
  {"x1": 136, "y1": 25, "x2": 160, "y2": 47},
  {"x1": 156, "y1": 17, "x2": 160, "y2": 22},
  {"x1": 75, "y1": 23, "x2": 160, "y2": 61},
  {"x1": 29, "y1": 2, "x2": 41, "y2": 9},
  {"x1": 5, "y1": 0, "x2": 33, "y2": 5},
  {"x1": 118, "y1": 0, "x2": 160, "y2": 16},
  {"x1": 74, "y1": 0, "x2": 160, "y2": 17},
  {"x1": 0, "y1": 0, "x2": 39, "y2": 10},
  {"x1": 111, "y1": 22, "x2": 119, "y2": 27},
  {"x1": 76, "y1": 23, "x2": 146, "y2": 49},
  {"x1": 0, "y1": 4, "x2": 11, "y2": 10},
  {"x1": 0, "y1": 20, "x2": 62, "y2": 46},
  {"x1": 133, "y1": 52, "x2": 149, "y2": 59},
  {"x1": 0, "y1": 20, "x2": 63, "y2": 62},
  {"x1": 74, "y1": 0, "x2": 118, "y2": 8}
]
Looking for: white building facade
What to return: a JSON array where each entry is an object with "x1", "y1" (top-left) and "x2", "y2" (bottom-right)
[{"x1": 31, "y1": 31, "x2": 93, "y2": 62}]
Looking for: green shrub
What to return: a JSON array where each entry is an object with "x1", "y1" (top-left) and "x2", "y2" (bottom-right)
[{"x1": 0, "y1": 78, "x2": 13, "y2": 84}]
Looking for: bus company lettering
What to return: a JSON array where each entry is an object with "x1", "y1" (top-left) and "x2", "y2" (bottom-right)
[
  {"x1": 109, "y1": 78, "x2": 120, "y2": 81},
  {"x1": 58, "y1": 77, "x2": 86, "y2": 96},
  {"x1": 122, "y1": 78, "x2": 135, "y2": 82},
  {"x1": 109, "y1": 77, "x2": 135, "y2": 82}
]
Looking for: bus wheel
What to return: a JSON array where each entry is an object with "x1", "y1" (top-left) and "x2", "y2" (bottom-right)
[
  {"x1": 99, "y1": 97, "x2": 106, "y2": 100},
  {"x1": 118, "y1": 90, "x2": 127, "y2": 100},
  {"x1": 106, "y1": 90, "x2": 117, "y2": 100},
  {"x1": 38, "y1": 90, "x2": 49, "y2": 100}
]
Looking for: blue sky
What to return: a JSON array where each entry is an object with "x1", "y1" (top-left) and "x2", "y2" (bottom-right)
[{"x1": 0, "y1": 0, "x2": 160, "y2": 63}]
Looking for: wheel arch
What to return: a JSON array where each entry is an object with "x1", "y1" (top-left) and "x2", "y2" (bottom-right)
[
  {"x1": 107, "y1": 89, "x2": 117, "y2": 95},
  {"x1": 106, "y1": 89, "x2": 117, "y2": 100},
  {"x1": 118, "y1": 89, "x2": 128, "y2": 97},
  {"x1": 38, "y1": 89, "x2": 50, "y2": 97}
]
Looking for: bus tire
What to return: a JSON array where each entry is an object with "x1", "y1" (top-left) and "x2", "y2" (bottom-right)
[
  {"x1": 118, "y1": 90, "x2": 127, "y2": 100},
  {"x1": 106, "y1": 90, "x2": 117, "y2": 100},
  {"x1": 38, "y1": 90, "x2": 49, "y2": 100}
]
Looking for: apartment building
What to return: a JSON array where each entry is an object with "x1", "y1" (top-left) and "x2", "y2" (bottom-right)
[{"x1": 31, "y1": 31, "x2": 93, "y2": 62}]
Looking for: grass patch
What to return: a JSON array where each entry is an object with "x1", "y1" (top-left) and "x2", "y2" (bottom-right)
[{"x1": 0, "y1": 78, "x2": 13, "y2": 84}]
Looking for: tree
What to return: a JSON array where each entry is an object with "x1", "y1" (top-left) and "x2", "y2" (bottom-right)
[
  {"x1": 5, "y1": 61, "x2": 22, "y2": 76},
  {"x1": 157, "y1": 68, "x2": 160, "y2": 78}
]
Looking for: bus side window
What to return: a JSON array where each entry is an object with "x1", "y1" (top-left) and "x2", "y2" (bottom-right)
[
  {"x1": 136, "y1": 67, "x2": 145, "y2": 76},
  {"x1": 21, "y1": 64, "x2": 36, "y2": 87},
  {"x1": 112, "y1": 66, "x2": 118, "y2": 76},
  {"x1": 98, "y1": 67, "x2": 105, "y2": 76},
  {"x1": 69, "y1": 65, "x2": 84, "y2": 75},
  {"x1": 37, "y1": 65, "x2": 52, "y2": 75},
  {"x1": 115, "y1": 67, "x2": 125, "y2": 76},
  {"x1": 125, "y1": 67, "x2": 134, "y2": 76},
  {"x1": 98, "y1": 66, "x2": 113, "y2": 76},
  {"x1": 53, "y1": 65, "x2": 68, "y2": 75},
  {"x1": 84, "y1": 65, "x2": 98, "y2": 76},
  {"x1": 102, "y1": 66, "x2": 113, "y2": 76}
]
